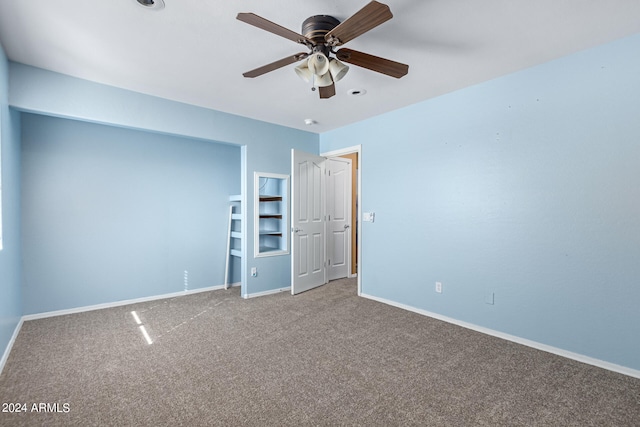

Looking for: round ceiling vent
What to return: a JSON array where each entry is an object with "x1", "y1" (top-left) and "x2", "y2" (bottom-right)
[
  {"x1": 347, "y1": 88, "x2": 367, "y2": 96},
  {"x1": 136, "y1": 0, "x2": 165, "y2": 11}
]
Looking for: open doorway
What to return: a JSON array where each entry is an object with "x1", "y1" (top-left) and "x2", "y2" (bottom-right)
[
  {"x1": 290, "y1": 146, "x2": 362, "y2": 296},
  {"x1": 322, "y1": 145, "x2": 362, "y2": 296}
]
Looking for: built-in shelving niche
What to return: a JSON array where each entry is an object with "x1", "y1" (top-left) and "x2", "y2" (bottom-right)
[{"x1": 254, "y1": 172, "x2": 289, "y2": 257}]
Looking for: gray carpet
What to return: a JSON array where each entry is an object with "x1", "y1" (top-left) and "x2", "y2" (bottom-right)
[{"x1": 1, "y1": 278, "x2": 639, "y2": 426}]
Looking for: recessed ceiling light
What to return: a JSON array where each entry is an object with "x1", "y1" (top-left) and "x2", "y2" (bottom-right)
[
  {"x1": 347, "y1": 89, "x2": 367, "y2": 96},
  {"x1": 136, "y1": 0, "x2": 165, "y2": 11}
]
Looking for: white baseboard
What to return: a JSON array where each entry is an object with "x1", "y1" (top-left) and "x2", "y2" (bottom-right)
[
  {"x1": 361, "y1": 293, "x2": 640, "y2": 380},
  {"x1": 242, "y1": 286, "x2": 290, "y2": 299},
  {"x1": 22, "y1": 284, "x2": 235, "y2": 321},
  {"x1": 3, "y1": 283, "x2": 241, "y2": 374},
  {"x1": 0, "y1": 318, "x2": 24, "y2": 375},
  {"x1": 226, "y1": 282, "x2": 241, "y2": 289}
]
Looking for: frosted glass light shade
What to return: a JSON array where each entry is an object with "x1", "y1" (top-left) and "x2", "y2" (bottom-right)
[
  {"x1": 308, "y1": 53, "x2": 330, "y2": 76},
  {"x1": 329, "y1": 58, "x2": 349, "y2": 82},
  {"x1": 314, "y1": 72, "x2": 333, "y2": 88},
  {"x1": 295, "y1": 61, "x2": 313, "y2": 83}
]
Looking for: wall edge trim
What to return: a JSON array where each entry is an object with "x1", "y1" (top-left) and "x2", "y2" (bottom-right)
[
  {"x1": 242, "y1": 286, "x2": 290, "y2": 299},
  {"x1": 0, "y1": 318, "x2": 24, "y2": 375},
  {"x1": 360, "y1": 293, "x2": 640, "y2": 379},
  {"x1": 22, "y1": 283, "x2": 240, "y2": 321}
]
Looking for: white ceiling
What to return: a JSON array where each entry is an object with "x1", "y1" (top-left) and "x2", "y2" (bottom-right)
[{"x1": 1, "y1": 0, "x2": 639, "y2": 133}]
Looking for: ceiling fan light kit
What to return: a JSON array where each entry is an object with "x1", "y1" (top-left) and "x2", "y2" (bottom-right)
[{"x1": 237, "y1": 1, "x2": 408, "y2": 99}]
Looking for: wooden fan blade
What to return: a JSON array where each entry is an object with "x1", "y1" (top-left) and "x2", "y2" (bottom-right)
[
  {"x1": 324, "y1": 1, "x2": 393, "y2": 46},
  {"x1": 243, "y1": 53, "x2": 308, "y2": 78},
  {"x1": 319, "y1": 82, "x2": 336, "y2": 99},
  {"x1": 237, "y1": 13, "x2": 312, "y2": 45},
  {"x1": 336, "y1": 48, "x2": 408, "y2": 78}
]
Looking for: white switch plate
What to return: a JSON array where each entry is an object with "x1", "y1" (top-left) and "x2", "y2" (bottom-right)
[
  {"x1": 485, "y1": 292, "x2": 495, "y2": 305},
  {"x1": 251, "y1": 267, "x2": 257, "y2": 277},
  {"x1": 435, "y1": 282, "x2": 442, "y2": 293},
  {"x1": 363, "y1": 212, "x2": 375, "y2": 222}
]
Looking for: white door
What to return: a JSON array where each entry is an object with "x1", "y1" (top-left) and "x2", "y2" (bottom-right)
[
  {"x1": 327, "y1": 158, "x2": 352, "y2": 280},
  {"x1": 291, "y1": 150, "x2": 326, "y2": 294}
]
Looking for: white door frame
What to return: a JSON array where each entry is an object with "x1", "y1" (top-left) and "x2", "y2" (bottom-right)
[{"x1": 321, "y1": 145, "x2": 362, "y2": 296}]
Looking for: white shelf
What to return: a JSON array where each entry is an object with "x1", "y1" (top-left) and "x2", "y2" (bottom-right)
[
  {"x1": 259, "y1": 195, "x2": 283, "y2": 202},
  {"x1": 259, "y1": 246, "x2": 286, "y2": 254},
  {"x1": 255, "y1": 172, "x2": 289, "y2": 257}
]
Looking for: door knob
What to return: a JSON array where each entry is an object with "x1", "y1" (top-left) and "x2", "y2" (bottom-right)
[
  {"x1": 343, "y1": 224, "x2": 350, "y2": 229},
  {"x1": 293, "y1": 227, "x2": 303, "y2": 233}
]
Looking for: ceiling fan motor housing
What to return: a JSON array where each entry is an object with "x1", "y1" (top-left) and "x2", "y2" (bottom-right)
[{"x1": 302, "y1": 15, "x2": 340, "y2": 49}]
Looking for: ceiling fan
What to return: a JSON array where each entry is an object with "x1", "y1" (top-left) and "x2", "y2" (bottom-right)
[{"x1": 237, "y1": 1, "x2": 409, "y2": 99}]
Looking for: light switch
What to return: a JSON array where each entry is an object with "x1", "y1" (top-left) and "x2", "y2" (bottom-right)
[{"x1": 363, "y1": 212, "x2": 375, "y2": 223}]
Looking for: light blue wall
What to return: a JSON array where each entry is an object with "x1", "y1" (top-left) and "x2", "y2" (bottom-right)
[
  {"x1": 21, "y1": 114, "x2": 241, "y2": 313},
  {"x1": 10, "y1": 64, "x2": 319, "y2": 303},
  {"x1": 9, "y1": 63, "x2": 314, "y2": 148},
  {"x1": 243, "y1": 140, "x2": 295, "y2": 295},
  {"x1": 321, "y1": 34, "x2": 640, "y2": 371},
  {"x1": 0, "y1": 44, "x2": 22, "y2": 358}
]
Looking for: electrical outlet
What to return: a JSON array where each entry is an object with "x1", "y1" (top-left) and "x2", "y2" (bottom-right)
[
  {"x1": 251, "y1": 267, "x2": 257, "y2": 277},
  {"x1": 435, "y1": 282, "x2": 442, "y2": 293}
]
